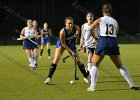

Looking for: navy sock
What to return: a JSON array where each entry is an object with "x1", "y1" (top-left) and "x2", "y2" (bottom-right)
[{"x1": 47, "y1": 63, "x2": 57, "y2": 78}]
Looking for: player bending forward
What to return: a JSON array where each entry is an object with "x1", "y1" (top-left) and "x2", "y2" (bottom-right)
[{"x1": 44, "y1": 17, "x2": 89, "y2": 84}]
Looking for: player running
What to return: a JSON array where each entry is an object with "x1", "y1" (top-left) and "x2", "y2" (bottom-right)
[
  {"x1": 31, "y1": 20, "x2": 42, "y2": 67},
  {"x1": 39, "y1": 22, "x2": 52, "y2": 59},
  {"x1": 20, "y1": 19, "x2": 38, "y2": 70},
  {"x1": 80, "y1": 12, "x2": 99, "y2": 75},
  {"x1": 87, "y1": 4, "x2": 139, "y2": 91},
  {"x1": 44, "y1": 17, "x2": 89, "y2": 84}
]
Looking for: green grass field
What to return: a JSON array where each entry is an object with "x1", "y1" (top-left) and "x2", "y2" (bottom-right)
[{"x1": 0, "y1": 44, "x2": 140, "y2": 100}]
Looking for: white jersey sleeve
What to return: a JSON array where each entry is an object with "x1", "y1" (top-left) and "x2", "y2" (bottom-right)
[{"x1": 99, "y1": 16, "x2": 118, "y2": 37}]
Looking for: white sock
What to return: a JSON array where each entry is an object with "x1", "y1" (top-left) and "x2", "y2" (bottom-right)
[
  {"x1": 87, "y1": 62, "x2": 92, "y2": 75},
  {"x1": 90, "y1": 66, "x2": 98, "y2": 88},
  {"x1": 119, "y1": 65, "x2": 134, "y2": 85},
  {"x1": 34, "y1": 56, "x2": 38, "y2": 65},
  {"x1": 28, "y1": 57, "x2": 35, "y2": 67}
]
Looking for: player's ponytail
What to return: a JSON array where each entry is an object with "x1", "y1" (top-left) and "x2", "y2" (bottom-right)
[{"x1": 102, "y1": 3, "x2": 112, "y2": 15}]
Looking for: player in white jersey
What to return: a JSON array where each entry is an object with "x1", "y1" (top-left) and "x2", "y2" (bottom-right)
[
  {"x1": 87, "y1": 4, "x2": 139, "y2": 91},
  {"x1": 20, "y1": 19, "x2": 38, "y2": 70},
  {"x1": 80, "y1": 12, "x2": 99, "y2": 75}
]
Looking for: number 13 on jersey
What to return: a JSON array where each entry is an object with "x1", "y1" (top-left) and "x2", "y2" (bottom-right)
[{"x1": 105, "y1": 24, "x2": 114, "y2": 35}]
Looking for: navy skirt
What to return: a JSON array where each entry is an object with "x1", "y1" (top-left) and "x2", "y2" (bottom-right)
[{"x1": 23, "y1": 38, "x2": 38, "y2": 49}]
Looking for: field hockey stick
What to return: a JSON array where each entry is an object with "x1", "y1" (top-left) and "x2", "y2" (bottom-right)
[
  {"x1": 15, "y1": 29, "x2": 38, "y2": 46},
  {"x1": 15, "y1": 29, "x2": 20, "y2": 33},
  {"x1": 62, "y1": 55, "x2": 70, "y2": 63},
  {"x1": 27, "y1": 38, "x2": 38, "y2": 46},
  {"x1": 62, "y1": 40, "x2": 95, "y2": 63},
  {"x1": 62, "y1": 47, "x2": 84, "y2": 63},
  {"x1": 74, "y1": 55, "x2": 79, "y2": 80},
  {"x1": 16, "y1": 37, "x2": 38, "y2": 46}
]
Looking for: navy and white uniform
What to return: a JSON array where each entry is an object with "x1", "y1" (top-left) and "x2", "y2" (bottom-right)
[
  {"x1": 95, "y1": 16, "x2": 120, "y2": 55},
  {"x1": 41, "y1": 28, "x2": 51, "y2": 44},
  {"x1": 56, "y1": 26, "x2": 77, "y2": 51},
  {"x1": 23, "y1": 27, "x2": 38, "y2": 49},
  {"x1": 82, "y1": 23, "x2": 99, "y2": 53}
]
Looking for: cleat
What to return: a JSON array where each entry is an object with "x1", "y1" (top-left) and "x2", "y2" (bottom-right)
[
  {"x1": 83, "y1": 78, "x2": 89, "y2": 83},
  {"x1": 29, "y1": 64, "x2": 32, "y2": 67},
  {"x1": 48, "y1": 56, "x2": 51, "y2": 59},
  {"x1": 35, "y1": 64, "x2": 37, "y2": 68},
  {"x1": 130, "y1": 83, "x2": 139, "y2": 90},
  {"x1": 31, "y1": 67, "x2": 36, "y2": 70},
  {"x1": 39, "y1": 56, "x2": 42, "y2": 59},
  {"x1": 44, "y1": 77, "x2": 51, "y2": 84},
  {"x1": 87, "y1": 86, "x2": 96, "y2": 91},
  {"x1": 31, "y1": 63, "x2": 37, "y2": 70}
]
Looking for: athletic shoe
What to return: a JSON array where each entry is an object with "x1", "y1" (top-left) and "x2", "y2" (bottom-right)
[
  {"x1": 130, "y1": 83, "x2": 139, "y2": 90},
  {"x1": 87, "y1": 86, "x2": 96, "y2": 91},
  {"x1": 31, "y1": 67, "x2": 36, "y2": 70},
  {"x1": 83, "y1": 78, "x2": 89, "y2": 83},
  {"x1": 29, "y1": 64, "x2": 32, "y2": 67},
  {"x1": 35, "y1": 64, "x2": 37, "y2": 68},
  {"x1": 39, "y1": 56, "x2": 42, "y2": 59},
  {"x1": 44, "y1": 77, "x2": 51, "y2": 84},
  {"x1": 48, "y1": 56, "x2": 51, "y2": 59}
]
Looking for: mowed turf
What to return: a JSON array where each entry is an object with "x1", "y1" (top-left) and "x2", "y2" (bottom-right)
[{"x1": 0, "y1": 44, "x2": 140, "y2": 100}]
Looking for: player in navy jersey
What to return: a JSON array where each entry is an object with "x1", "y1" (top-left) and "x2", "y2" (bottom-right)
[
  {"x1": 87, "y1": 4, "x2": 139, "y2": 91},
  {"x1": 39, "y1": 22, "x2": 52, "y2": 59},
  {"x1": 20, "y1": 19, "x2": 38, "y2": 70},
  {"x1": 30, "y1": 20, "x2": 42, "y2": 67},
  {"x1": 44, "y1": 17, "x2": 89, "y2": 84},
  {"x1": 33, "y1": 20, "x2": 42, "y2": 43}
]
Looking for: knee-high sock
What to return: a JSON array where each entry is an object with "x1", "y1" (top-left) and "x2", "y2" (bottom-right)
[
  {"x1": 90, "y1": 66, "x2": 98, "y2": 88},
  {"x1": 34, "y1": 56, "x2": 38, "y2": 65},
  {"x1": 78, "y1": 63, "x2": 89, "y2": 78},
  {"x1": 40, "y1": 49, "x2": 43, "y2": 56},
  {"x1": 28, "y1": 57, "x2": 35, "y2": 67},
  {"x1": 119, "y1": 65, "x2": 134, "y2": 85},
  {"x1": 87, "y1": 62, "x2": 92, "y2": 75},
  {"x1": 48, "y1": 49, "x2": 50, "y2": 56},
  {"x1": 47, "y1": 63, "x2": 57, "y2": 78}
]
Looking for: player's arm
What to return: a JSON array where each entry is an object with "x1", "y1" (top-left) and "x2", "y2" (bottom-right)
[
  {"x1": 20, "y1": 28, "x2": 26, "y2": 39},
  {"x1": 60, "y1": 29, "x2": 75, "y2": 55},
  {"x1": 80, "y1": 25, "x2": 84, "y2": 48},
  {"x1": 37, "y1": 27, "x2": 42, "y2": 38},
  {"x1": 40, "y1": 29, "x2": 44, "y2": 43},
  {"x1": 116, "y1": 22, "x2": 119, "y2": 36},
  {"x1": 49, "y1": 28, "x2": 52, "y2": 37},
  {"x1": 90, "y1": 19, "x2": 100, "y2": 40}
]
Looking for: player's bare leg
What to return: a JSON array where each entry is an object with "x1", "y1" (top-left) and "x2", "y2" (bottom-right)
[
  {"x1": 39, "y1": 44, "x2": 44, "y2": 59},
  {"x1": 25, "y1": 49, "x2": 36, "y2": 70},
  {"x1": 47, "y1": 42, "x2": 51, "y2": 59},
  {"x1": 33, "y1": 48, "x2": 38, "y2": 68},
  {"x1": 44, "y1": 46, "x2": 65, "y2": 84},
  {"x1": 110, "y1": 55, "x2": 139, "y2": 90}
]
